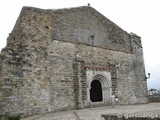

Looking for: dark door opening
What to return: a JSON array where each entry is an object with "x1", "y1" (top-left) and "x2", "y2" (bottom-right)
[{"x1": 90, "y1": 80, "x2": 103, "y2": 102}]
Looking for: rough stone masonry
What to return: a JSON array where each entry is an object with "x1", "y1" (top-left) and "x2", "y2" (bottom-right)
[{"x1": 0, "y1": 6, "x2": 148, "y2": 117}]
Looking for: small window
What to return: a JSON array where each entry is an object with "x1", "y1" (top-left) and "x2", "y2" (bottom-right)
[{"x1": 89, "y1": 35, "x2": 95, "y2": 45}]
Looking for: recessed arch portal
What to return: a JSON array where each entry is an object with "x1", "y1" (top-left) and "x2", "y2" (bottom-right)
[{"x1": 86, "y1": 71, "x2": 112, "y2": 105}]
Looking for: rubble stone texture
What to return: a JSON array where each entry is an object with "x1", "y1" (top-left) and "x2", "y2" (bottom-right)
[{"x1": 0, "y1": 6, "x2": 148, "y2": 117}]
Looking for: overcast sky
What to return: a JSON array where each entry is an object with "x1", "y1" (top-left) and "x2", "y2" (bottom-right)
[{"x1": 0, "y1": 0, "x2": 160, "y2": 90}]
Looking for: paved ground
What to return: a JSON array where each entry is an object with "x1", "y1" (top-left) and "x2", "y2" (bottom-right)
[{"x1": 22, "y1": 103, "x2": 160, "y2": 120}]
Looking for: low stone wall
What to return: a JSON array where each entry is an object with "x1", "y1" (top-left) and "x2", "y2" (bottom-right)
[
  {"x1": 148, "y1": 96, "x2": 160, "y2": 103},
  {"x1": 102, "y1": 115, "x2": 160, "y2": 120}
]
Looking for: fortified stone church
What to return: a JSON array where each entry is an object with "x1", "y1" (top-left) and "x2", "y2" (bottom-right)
[{"x1": 0, "y1": 6, "x2": 148, "y2": 117}]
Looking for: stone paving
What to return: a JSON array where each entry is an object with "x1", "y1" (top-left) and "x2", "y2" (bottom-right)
[{"x1": 22, "y1": 103, "x2": 160, "y2": 120}]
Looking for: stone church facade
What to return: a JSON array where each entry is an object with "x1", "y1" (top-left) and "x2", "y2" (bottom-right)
[{"x1": 0, "y1": 6, "x2": 148, "y2": 117}]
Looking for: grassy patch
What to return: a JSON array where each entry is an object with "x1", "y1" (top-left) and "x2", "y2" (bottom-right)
[{"x1": 5, "y1": 114, "x2": 21, "y2": 120}]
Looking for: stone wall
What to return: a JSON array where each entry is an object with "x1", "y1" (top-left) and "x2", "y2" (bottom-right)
[
  {"x1": 0, "y1": 6, "x2": 148, "y2": 117},
  {"x1": 131, "y1": 33, "x2": 148, "y2": 103},
  {"x1": 52, "y1": 6, "x2": 132, "y2": 53},
  {"x1": 0, "y1": 7, "x2": 53, "y2": 116}
]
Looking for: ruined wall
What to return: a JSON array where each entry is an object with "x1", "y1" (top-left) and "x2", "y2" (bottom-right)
[
  {"x1": 0, "y1": 7, "x2": 79, "y2": 117},
  {"x1": 0, "y1": 7, "x2": 53, "y2": 116},
  {"x1": 0, "y1": 6, "x2": 147, "y2": 117}
]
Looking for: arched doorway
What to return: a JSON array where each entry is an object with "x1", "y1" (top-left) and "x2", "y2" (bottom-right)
[
  {"x1": 86, "y1": 72, "x2": 112, "y2": 105},
  {"x1": 90, "y1": 80, "x2": 103, "y2": 102}
]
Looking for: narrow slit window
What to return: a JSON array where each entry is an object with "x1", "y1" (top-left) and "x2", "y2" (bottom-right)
[{"x1": 89, "y1": 35, "x2": 95, "y2": 45}]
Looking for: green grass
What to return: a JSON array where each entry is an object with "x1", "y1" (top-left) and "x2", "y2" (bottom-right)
[{"x1": 5, "y1": 114, "x2": 21, "y2": 120}]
